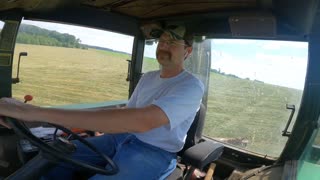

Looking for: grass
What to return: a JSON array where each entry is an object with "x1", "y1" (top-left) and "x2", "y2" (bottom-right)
[
  {"x1": 142, "y1": 57, "x2": 159, "y2": 73},
  {"x1": 12, "y1": 44, "x2": 130, "y2": 106},
  {"x1": 12, "y1": 44, "x2": 304, "y2": 157},
  {"x1": 205, "y1": 73, "x2": 303, "y2": 157}
]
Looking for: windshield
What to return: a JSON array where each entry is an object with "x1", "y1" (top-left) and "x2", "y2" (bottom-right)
[{"x1": 205, "y1": 39, "x2": 308, "y2": 157}]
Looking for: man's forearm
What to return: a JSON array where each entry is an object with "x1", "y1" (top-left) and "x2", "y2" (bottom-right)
[
  {"x1": 0, "y1": 98, "x2": 169, "y2": 133},
  {"x1": 32, "y1": 106, "x2": 168, "y2": 133}
]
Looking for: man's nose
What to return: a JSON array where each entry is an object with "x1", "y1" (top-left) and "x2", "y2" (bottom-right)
[{"x1": 158, "y1": 40, "x2": 170, "y2": 50}]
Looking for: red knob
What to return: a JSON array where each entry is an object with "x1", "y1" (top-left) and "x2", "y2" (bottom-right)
[{"x1": 24, "y1": 95, "x2": 33, "y2": 103}]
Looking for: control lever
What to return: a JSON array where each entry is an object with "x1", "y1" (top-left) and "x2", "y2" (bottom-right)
[{"x1": 24, "y1": 95, "x2": 33, "y2": 103}]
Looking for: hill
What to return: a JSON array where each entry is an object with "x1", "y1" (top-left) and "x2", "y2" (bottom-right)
[
  {"x1": 15, "y1": 24, "x2": 130, "y2": 54},
  {"x1": 16, "y1": 24, "x2": 87, "y2": 49}
]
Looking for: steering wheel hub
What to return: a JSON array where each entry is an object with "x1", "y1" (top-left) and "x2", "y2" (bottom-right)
[{"x1": 5, "y1": 117, "x2": 119, "y2": 175}]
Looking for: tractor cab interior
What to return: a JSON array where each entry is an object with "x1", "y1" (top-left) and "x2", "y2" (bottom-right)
[{"x1": 0, "y1": 0, "x2": 320, "y2": 179}]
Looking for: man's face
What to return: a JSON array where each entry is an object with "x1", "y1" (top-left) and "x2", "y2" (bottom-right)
[{"x1": 156, "y1": 32, "x2": 192, "y2": 68}]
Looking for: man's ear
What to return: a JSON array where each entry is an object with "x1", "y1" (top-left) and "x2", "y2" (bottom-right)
[{"x1": 184, "y1": 47, "x2": 193, "y2": 60}]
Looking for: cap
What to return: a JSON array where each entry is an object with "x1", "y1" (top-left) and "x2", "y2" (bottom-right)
[{"x1": 150, "y1": 24, "x2": 193, "y2": 47}]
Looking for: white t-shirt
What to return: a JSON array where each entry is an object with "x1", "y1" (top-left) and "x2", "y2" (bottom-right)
[{"x1": 127, "y1": 70, "x2": 204, "y2": 153}]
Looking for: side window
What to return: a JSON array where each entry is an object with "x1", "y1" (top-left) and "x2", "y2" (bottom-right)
[
  {"x1": 297, "y1": 117, "x2": 320, "y2": 179},
  {"x1": 0, "y1": 21, "x2": 4, "y2": 36},
  {"x1": 12, "y1": 20, "x2": 133, "y2": 106},
  {"x1": 316, "y1": 132, "x2": 320, "y2": 147},
  {"x1": 312, "y1": 131, "x2": 320, "y2": 163},
  {"x1": 205, "y1": 39, "x2": 308, "y2": 157},
  {"x1": 142, "y1": 41, "x2": 159, "y2": 73}
]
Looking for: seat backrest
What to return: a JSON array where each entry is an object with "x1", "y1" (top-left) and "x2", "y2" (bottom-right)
[{"x1": 178, "y1": 103, "x2": 206, "y2": 156}]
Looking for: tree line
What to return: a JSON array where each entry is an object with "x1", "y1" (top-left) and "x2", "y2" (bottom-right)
[{"x1": 16, "y1": 24, "x2": 87, "y2": 49}]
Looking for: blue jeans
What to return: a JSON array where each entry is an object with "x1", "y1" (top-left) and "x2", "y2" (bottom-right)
[{"x1": 43, "y1": 133, "x2": 177, "y2": 180}]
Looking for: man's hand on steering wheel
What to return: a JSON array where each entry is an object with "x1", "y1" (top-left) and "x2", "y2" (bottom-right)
[
  {"x1": 0, "y1": 97, "x2": 37, "y2": 123},
  {"x1": 0, "y1": 97, "x2": 119, "y2": 175},
  {"x1": 0, "y1": 98, "x2": 29, "y2": 129}
]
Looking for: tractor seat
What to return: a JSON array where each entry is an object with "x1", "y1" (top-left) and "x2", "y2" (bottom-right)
[{"x1": 167, "y1": 104, "x2": 224, "y2": 180}]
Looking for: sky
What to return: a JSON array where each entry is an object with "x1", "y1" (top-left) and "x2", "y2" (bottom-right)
[
  {"x1": 211, "y1": 39, "x2": 308, "y2": 90},
  {"x1": 18, "y1": 20, "x2": 308, "y2": 90}
]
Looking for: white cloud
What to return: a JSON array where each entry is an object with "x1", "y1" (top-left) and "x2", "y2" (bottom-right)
[
  {"x1": 262, "y1": 40, "x2": 308, "y2": 50},
  {"x1": 211, "y1": 50, "x2": 259, "y2": 80},
  {"x1": 211, "y1": 50, "x2": 307, "y2": 90},
  {"x1": 255, "y1": 53, "x2": 307, "y2": 89},
  {"x1": 213, "y1": 39, "x2": 256, "y2": 45}
]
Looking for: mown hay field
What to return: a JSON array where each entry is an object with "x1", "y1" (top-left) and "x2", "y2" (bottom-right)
[{"x1": 13, "y1": 44, "x2": 130, "y2": 105}]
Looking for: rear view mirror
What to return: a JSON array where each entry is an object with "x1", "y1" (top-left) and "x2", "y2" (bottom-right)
[
  {"x1": 145, "y1": 39, "x2": 155, "y2": 45},
  {"x1": 12, "y1": 52, "x2": 28, "y2": 84}
]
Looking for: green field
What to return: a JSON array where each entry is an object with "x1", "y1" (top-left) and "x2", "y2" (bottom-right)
[
  {"x1": 13, "y1": 44, "x2": 131, "y2": 105},
  {"x1": 12, "y1": 44, "x2": 303, "y2": 157},
  {"x1": 206, "y1": 72, "x2": 302, "y2": 157}
]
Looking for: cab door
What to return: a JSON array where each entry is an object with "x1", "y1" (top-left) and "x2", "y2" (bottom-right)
[
  {"x1": 0, "y1": 13, "x2": 22, "y2": 98},
  {"x1": 0, "y1": 12, "x2": 23, "y2": 176}
]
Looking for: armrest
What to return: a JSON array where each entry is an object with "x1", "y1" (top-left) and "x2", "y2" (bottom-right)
[{"x1": 182, "y1": 141, "x2": 224, "y2": 170}]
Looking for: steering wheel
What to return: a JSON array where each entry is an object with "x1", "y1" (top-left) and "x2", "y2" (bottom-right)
[{"x1": 5, "y1": 117, "x2": 119, "y2": 175}]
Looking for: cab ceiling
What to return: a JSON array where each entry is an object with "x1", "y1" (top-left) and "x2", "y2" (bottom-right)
[
  {"x1": 0, "y1": 0, "x2": 262, "y2": 19},
  {"x1": 0, "y1": 0, "x2": 318, "y2": 41},
  {"x1": 81, "y1": 0, "x2": 261, "y2": 19}
]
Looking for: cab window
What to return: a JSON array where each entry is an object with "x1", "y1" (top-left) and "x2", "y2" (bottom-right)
[
  {"x1": 205, "y1": 39, "x2": 308, "y2": 157},
  {"x1": 142, "y1": 41, "x2": 159, "y2": 73},
  {"x1": 297, "y1": 117, "x2": 320, "y2": 179},
  {"x1": 0, "y1": 21, "x2": 4, "y2": 36},
  {"x1": 12, "y1": 20, "x2": 133, "y2": 106}
]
